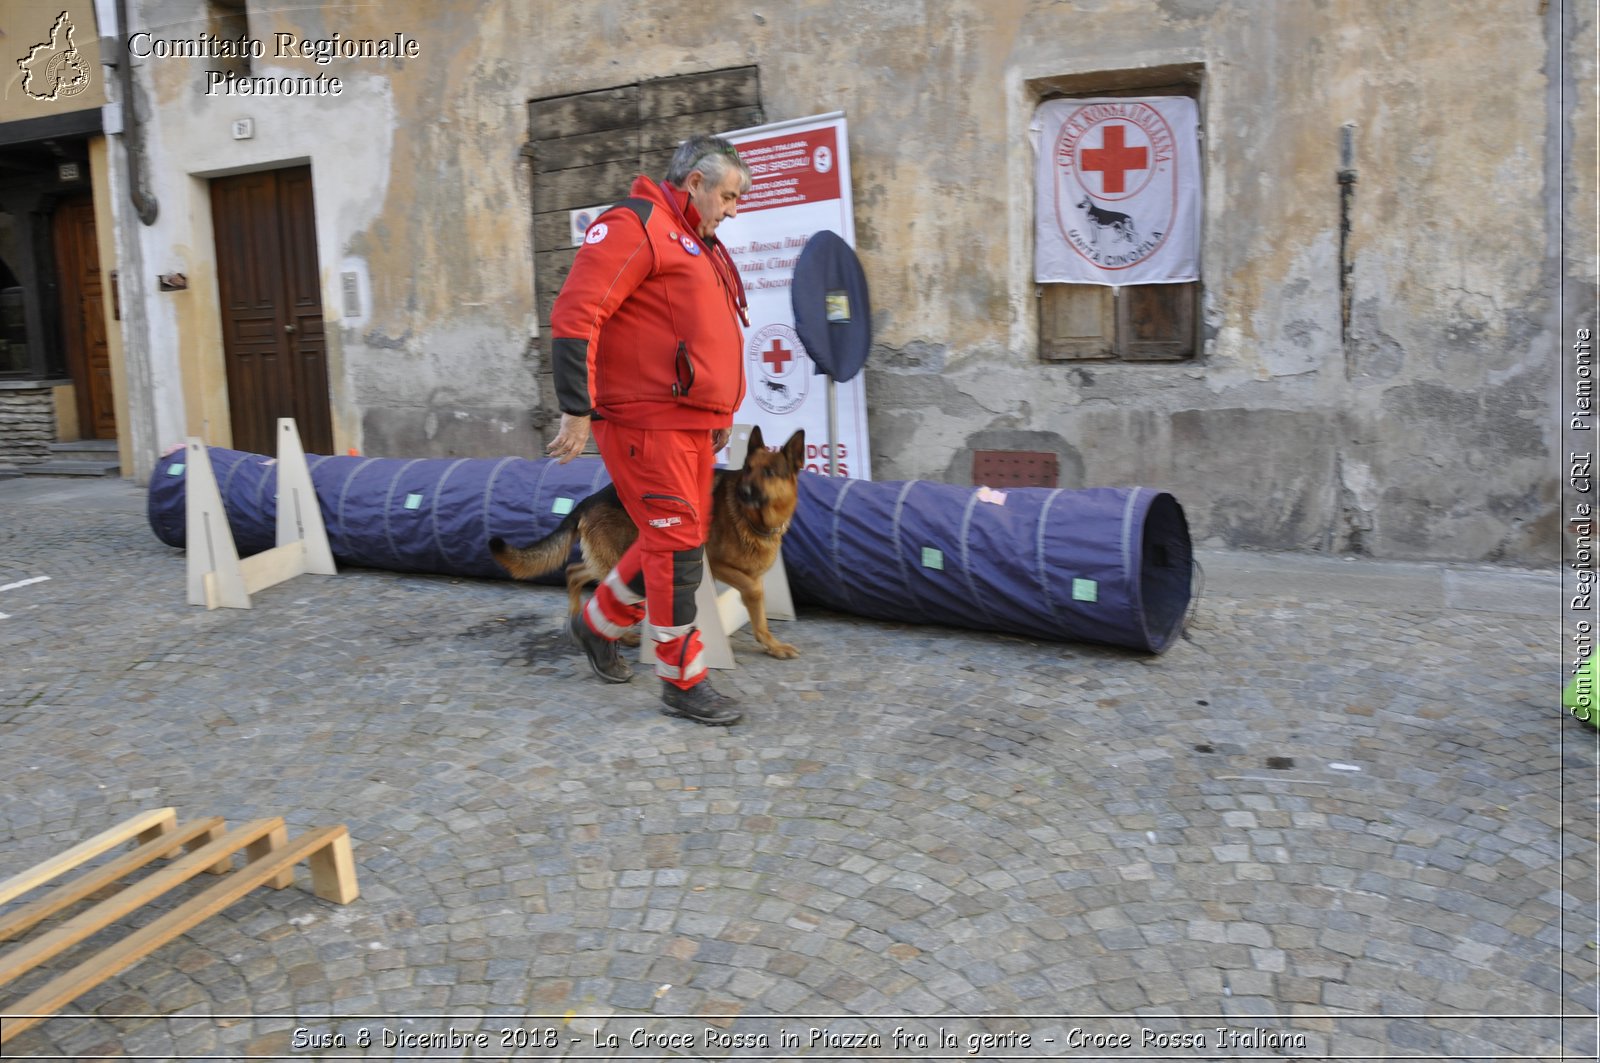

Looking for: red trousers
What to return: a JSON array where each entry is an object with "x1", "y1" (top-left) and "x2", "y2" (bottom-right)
[{"x1": 581, "y1": 422, "x2": 714, "y2": 688}]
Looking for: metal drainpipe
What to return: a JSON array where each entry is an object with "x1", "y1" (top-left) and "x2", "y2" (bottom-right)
[
  {"x1": 1337, "y1": 123, "x2": 1357, "y2": 352},
  {"x1": 113, "y1": 0, "x2": 158, "y2": 225}
]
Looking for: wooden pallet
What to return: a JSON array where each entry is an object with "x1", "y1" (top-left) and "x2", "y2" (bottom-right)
[{"x1": 0, "y1": 808, "x2": 358, "y2": 1044}]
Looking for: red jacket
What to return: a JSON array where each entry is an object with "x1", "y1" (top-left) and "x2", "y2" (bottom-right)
[{"x1": 550, "y1": 176, "x2": 747, "y2": 430}]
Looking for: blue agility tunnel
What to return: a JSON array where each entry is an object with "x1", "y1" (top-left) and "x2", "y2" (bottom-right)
[
  {"x1": 148, "y1": 448, "x2": 1193, "y2": 652},
  {"x1": 147, "y1": 447, "x2": 612, "y2": 584},
  {"x1": 782, "y1": 475, "x2": 1193, "y2": 654}
]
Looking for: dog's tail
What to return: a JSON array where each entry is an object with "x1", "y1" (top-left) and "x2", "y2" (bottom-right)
[{"x1": 488, "y1": 517, "x2": 579, "y2": 581}]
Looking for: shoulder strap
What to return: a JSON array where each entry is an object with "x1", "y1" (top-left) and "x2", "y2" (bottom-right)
[{"x1": 608, "y1": 196, "x2": 655, "y2": 227}]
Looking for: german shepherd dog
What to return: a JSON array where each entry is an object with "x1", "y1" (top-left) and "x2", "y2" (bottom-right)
[
  {"x1": 1077, "y1": 196, "x2": 1138, "y2": 245},
  {"x1": 489, "y1": 427, "x2": 805, "y2": 659}
]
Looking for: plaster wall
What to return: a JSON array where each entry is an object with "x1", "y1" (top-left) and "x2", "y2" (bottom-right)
[{"x1": 118, "y1": 0, "x2": 535, "y2": 469}]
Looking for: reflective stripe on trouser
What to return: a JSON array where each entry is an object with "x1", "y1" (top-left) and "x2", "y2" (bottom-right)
[
  {"x1": 583, "y1": 566, "x2": 646, "y2": 640},
  {"x1": 652, "y1": 624, "x2": 707, "y2": 689},
  {"x1": 650, "y1": 546, "x2": 706, "y2": 687}
]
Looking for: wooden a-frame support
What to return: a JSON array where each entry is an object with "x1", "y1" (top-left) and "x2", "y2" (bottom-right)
[
  {"x1": 186, "y1": 417, "x2": 337, "y2": 609},
  {"x1": 640, "y1": 425, "x2": 797, "y2": 671},
  {"x1": 0, "y1": 808, "x2": 358, "y2": 1045}
]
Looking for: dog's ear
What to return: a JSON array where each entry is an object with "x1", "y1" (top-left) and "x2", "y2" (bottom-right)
[
  {"x1": 745, "y1": 424, "x2": 765, "y2": 461},
  {"x1": 782, "y1": 429, "x2": 806, "y2": 470}
]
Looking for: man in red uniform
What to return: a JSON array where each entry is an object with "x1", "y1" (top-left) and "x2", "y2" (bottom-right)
[{"x1": 544, "y1": 134, "x2": 751, "y2": 726}]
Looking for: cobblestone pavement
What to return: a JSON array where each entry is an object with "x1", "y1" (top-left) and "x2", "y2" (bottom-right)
[{"x1": 0, "y1": 476, "x2": 1594, "y2": 1061}]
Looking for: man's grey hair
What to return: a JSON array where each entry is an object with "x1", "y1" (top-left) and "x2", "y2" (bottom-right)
[{"x1": 665, "y1": 134, "x2": 753, "y2": 194}]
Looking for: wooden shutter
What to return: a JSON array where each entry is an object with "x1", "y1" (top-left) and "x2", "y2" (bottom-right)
[
  {"x1": 1119, "y1": 282, "x2": 1196, "y2": 360},
  {"x1": 1039, "y1": 283, "x2": 1115, "y2": 360},
  {"x1": 1040, "y1": 282, "x2": 1197, "y2": 361}
]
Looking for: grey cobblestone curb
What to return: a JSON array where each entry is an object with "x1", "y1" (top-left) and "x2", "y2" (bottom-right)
[{"x1": 0, "y1": 477, "x2": 1593, "y2": 1060}]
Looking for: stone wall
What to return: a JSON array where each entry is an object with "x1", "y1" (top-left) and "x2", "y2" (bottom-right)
[{"x1": 0, "y1": 387, "x2": 55, "y2": 465}]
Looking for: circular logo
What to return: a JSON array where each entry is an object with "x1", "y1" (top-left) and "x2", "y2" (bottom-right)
[
  {"x1": 1051, "y1": 102, "x2": 1181, "y2": 271},
  {"x1": 746, "y1": 323, "x2": 809, "y2": 415},
  {"x1": 813, "y1": 146, "x2": 833, "y2": 174},
  {"x1": 46, "y1": 52, "x2": 90, "y2": 98},
  {"x1": 585, "y1": 223, "x2": 608, "y2": 244},
  {"x1": 680, "y1": 236, "x2": 701, "y2": 256}
]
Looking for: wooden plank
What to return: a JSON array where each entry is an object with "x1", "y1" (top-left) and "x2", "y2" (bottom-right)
[
  {"x1": 534, "y1": 247, "x2": 579, "y2": 306},
  {"x1": 1039, "y1": 284, "x2": 1115, "y2": 361},
  {"x1": 639, "y1": 66, "x2": 760, "y2": 122},
  {"x1": 273, "y1": 418, "x2": 336, "y2": 575},
  {"x1": 245, "y1": 822, "x2": 293, "y2": 890},
  {"x1": 0, "y1": 818, "x2": 283, "y2": 990},
  {"x1": 639, "y1": 104, "x2": 766, "y2": 154},
  {"x1": 763, "y1": 548, "x2": 796, "y2": 623},
  {"x1": 526, "y1": 127, "x2": 640, "y2": 174},
  {"x1": 0, "y1": 826, "x2": 354, "y2": 1046},
  {"x1": 1120, "y1": 282, "x2": 1196, "y2": 360},
  {"x1": 187, "y1": 440, "x2": 251, "y2": 609},
  {"x1": 307, "y1": 829, "x2": 359, "y2": 904},
  {"x1": 537, "y1": 296, "x2": 555, "y2": 336},
  {"x1": 533, "y1": 207, "x2": 618, "y2": 254},
  {"x1": 532, "y1": 159, "x2": 636, "y2": 215},
  {"x1": 0, "y1": 809, "x2": 176, "y2": 908},
  {"x1": 639, "y1": 148, "x2": 679, "y2": 182},
  {"x1": 714, "y1": 582, "x2": 749, "y2": 635},
  {"x1": 238, "y1": 541, "x2": 307, "y2": 597},
  {"x1": 0, "y1": 818, "x2": 227, "y2": 943},
  {"x1": 528, "y1": 84, "x2": 639, "y2": 139}
]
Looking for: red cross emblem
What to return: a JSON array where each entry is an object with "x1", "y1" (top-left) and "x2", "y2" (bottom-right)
[
  {"x1": 1081, "y1": 123, "x2": 1148, "y2": 194},
  {"x1": 762, "y1": 338, "x2": 793, "y2": 374}
]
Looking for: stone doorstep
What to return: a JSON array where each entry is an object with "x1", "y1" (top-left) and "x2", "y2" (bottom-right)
[
  {"x1": 49, "y1": 438, "x2": 119, "y2": 454},
  {"x1": 18, "y1": 439, "x2": 122, "y2": 477},
  {"x1": 19, "y1": 459, "x2": 122, "y2": 477}
]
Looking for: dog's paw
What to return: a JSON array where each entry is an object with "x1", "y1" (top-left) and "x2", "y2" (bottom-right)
[
  {"x1": 618, "y1": 627, "x2": 642, "y2": 648},
  {"x1": 764, "y1": 641, "x2": 800, "y2": 660}
]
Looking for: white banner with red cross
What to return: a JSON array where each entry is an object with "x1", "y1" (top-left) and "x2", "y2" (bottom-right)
[
  {"x1": 1032, "y1": 97, "x2": 1201, "y2": 286},
  {"x1": 716, "y1": 112, "x2": 871, "y2": 480}
]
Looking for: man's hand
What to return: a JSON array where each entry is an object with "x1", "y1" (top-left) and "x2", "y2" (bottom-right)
[
  {"x1": 547, "y1": 412, "x2": 591, "y2": 464},
  {"x1": 712, "y1": 426, "x2": 732, "y2": 453}
]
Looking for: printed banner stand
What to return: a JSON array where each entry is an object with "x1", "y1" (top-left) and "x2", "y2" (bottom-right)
[{"x1": 719, "y1": 112, "x2": 872, "y2": 480}]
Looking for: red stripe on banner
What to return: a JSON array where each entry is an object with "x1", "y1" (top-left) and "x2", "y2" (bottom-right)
[{"x1": 733, "y1": 126, "x2": 840, "y2": 215}]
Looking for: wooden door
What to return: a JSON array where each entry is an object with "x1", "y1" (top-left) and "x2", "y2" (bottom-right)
[
  {"x1": 211, "y1": 166, "x2": 331, "y2": 455},
  {"x1": 52, "y1": 194, "x2": 114, "y2": 438}
]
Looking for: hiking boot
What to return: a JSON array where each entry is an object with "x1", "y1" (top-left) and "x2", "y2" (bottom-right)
[
  {"x1": 569, "y1": 614, "x2": 632, "y2": 684},
  {"x1": 660, "y1": 679, "x2": 743, "y2": 726}
]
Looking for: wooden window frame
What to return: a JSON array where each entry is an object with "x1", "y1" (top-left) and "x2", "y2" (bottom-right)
[
  {"x1": 1038, "y1": 282, "x2": 1199, "y2": 363},
  {"x1": 1031, "y1": 69, "x2": 1203, "y2": 364}
]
